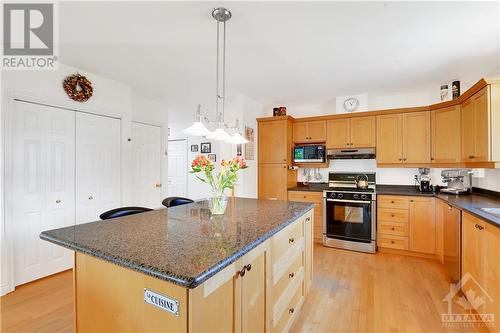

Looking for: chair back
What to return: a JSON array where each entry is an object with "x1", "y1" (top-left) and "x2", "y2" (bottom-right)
[
  {"x1": 99, "y1": 206, "x2": 153, "y2": 220},
  {"x1": 162, "y1": 197, "x2": 194, "y2": 208}
]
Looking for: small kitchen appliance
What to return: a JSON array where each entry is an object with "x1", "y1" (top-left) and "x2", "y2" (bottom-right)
[
  {"x1": 440, "y1": 169, "x2": 473, "y2": 194},
  {"x1": 415, "y1": 168, "x2": 432, "y2": 192},
  {"x1": 293, "y1": 144, "x2": 326, "y2": 163},
  {"x1": 323, "y1": 172, "x2": 376, "y2": 253}
]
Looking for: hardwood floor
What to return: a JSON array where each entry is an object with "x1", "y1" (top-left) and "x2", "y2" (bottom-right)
[
  {"x1": 291, "y1": 245, "x2": 489, "y2": 333},
  {"x1": 0, "y1": 247, "x2": 489, "y2": 333},
  {"x1": 1, "y1": 270, "x2": 74, "y2": 333}
]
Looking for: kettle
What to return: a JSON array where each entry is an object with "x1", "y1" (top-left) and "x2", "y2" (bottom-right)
[{"x1": 355, "y1": 174, "x2": 369, "y2": 189}]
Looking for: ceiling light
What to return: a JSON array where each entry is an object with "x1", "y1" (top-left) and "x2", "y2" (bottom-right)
[
  {"x1": 182, "y1": 121, "x2": 211, "y2": 137},
  {"x1": 207, "y1": 128, "x2": 232, "y2": 141},
  {"x1": 226, "y1": 132, "x2": 249, "y2": 145}
]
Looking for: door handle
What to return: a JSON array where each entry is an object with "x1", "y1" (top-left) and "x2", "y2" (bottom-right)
[
  {"x1": 155, "y1": 183, "x2": 162, "y2": 188},
  {"x1": 55, "y1": 199, "x2": 61, "y2": 204},
  {"x1": 88, "y1": 195, "x2": 94, "y2": 200}
]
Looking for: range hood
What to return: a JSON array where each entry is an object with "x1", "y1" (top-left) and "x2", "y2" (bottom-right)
[{"x1": 327, "y1": 148, "x2": 376, "y2": 160}]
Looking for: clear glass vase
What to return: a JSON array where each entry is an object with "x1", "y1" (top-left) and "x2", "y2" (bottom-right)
[{"x1": 208, "y1": 194, "x2": 228, "y2": 215}]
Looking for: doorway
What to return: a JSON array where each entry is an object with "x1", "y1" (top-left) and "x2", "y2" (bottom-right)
[{"x1": 167, "y1": 139, "x2": 188, "y2": 197}]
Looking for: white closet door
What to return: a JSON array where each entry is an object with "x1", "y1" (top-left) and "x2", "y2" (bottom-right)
[
  {"x1": 76, "y1": 112, "x2": 121, "y2": 223},
  {"x1": 167, "y1": 140, "x2": 188, "y2": 197},
  {"x1": 131, "y1": 122, "x2": 162, "y2": 208},
  {"x1": 12, "y1": 101, "x2": 75, "y2": 286}
]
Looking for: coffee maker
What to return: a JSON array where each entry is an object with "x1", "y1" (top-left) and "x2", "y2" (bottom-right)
[
  {"x1": 415, "y1": 168, "x2": 432, "y2": 192},
  {"x1": 441, "y1": 169, "x2": 473, "y2": 194}
]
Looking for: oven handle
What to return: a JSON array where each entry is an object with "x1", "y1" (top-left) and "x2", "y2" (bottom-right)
[{"x1": 326, "y1": 199, "x2": 371, "y2": 204}]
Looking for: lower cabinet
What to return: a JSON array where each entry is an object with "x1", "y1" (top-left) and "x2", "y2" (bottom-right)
[
  {"x1": 288, "y1": 191, "x2": 323, "y2": 243},
  {"x1": 377, "y1": 195, "x2": 436, "y2": 255},
  {"x1": 462, "y1": 212, "x2": 500, "y2": 333}
]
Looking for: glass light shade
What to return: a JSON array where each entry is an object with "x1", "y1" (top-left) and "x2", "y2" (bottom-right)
[
  {"x1": 226, "y1": 132, "x2": 249, "y2": 144},
  {"x1": 182, "y1": 122, "x2": 211, "y2": 136},
  {"x1": 206, "y1": 128, "x2": 232, "y2": 141}
]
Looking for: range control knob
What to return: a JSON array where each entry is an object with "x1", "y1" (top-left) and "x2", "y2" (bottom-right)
[
  {"x1": 361, "y1": 194, "x2": 368, "y2": 200},
  {"x1": 330, "y1": 192, "x2": 336, "y2": 199},
  {"x1": 353, "y1": 194, "x2": 359, "y2": 200},
  {"x1": 337, "y1": 193, "x2": 344, "y2": 199}
]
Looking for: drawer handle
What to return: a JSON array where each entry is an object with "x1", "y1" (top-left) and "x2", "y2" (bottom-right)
[
  {"x1": 55, "y1": 199, "x2": 61, "y2": 203},
  {"x1": 475, "y1": 224, "x2": 484, "y2": 230},
  {"x1": 469, "y1": 155, "x2": 475, "y2": 159},
  {"x1": 303, "y1": 196, "x2": 307, "y2": 198},
  {"x1": 289, "y1": 308, "x2": 295, "y2": 314},
  {"x1": 391, "y1": 214, "x2": 395, "y2": 217},
  {"x1": 245, "y1": 264, "x2": 252, "y2": 272},
  {"x1": 391, "y1": 227, "x2": 395, "y2": 231},
  {"x1": 289, "y1": 272, "x2": 295, "y2": 279},
  {"x1": 289, "y1": 237, "x2": 295, "y2": 244},
  {"x1": 391, "y1": 241, "x2": 395, "y2": 244},
  {"x1": 390, "y1": 201, "x2": 395, "y2": 204}
]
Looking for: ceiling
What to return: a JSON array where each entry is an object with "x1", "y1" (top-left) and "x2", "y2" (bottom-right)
[{"x1": 59, "y1": 1, "x2": 500, "y2": 117}]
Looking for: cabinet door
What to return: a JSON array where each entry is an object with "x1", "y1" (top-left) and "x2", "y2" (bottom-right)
[
  {"x1": 431, "y1": 106, "x2": 461, "y2": 163},
  {"x1": 326, "y1": 119, "x2": 350, "y2": 148},
  {"x1": 473, "y1": 88, "x2": 490, "y2": 162},
  {"x1": 292, "y1": 122, "x2": 308, "y2": 143},
  {"x1": 258, "y1": 164, "x2": 288, "y2": 200},
  {"x1": 403, "y1": 111, "x2": 431, "y2": 164},
  {"x1": 304, "y1": 213, "x2": 313, "y2": 294},
  {"x1": 350, "y1": 116, "x2": 376, "y2": 148},
  {"x1": 409, "y1": 197, "x2": 435, "y2": 254},
  {"x1": 461, "y1": 98, "x2": 475, "y2": 162},
  {"x1": 307, "y1": 120, "x2": 327, "y2": 142},
  {"x1": 435, "y1": 200, "x2": 446, "y2": 263},
  {"x1": 461, "y1": 213, "x2": 485, "y2": 308},
  {"x1": 376, "y1": 114, "x2": 402, "y2": 164},
  {"x1": 241, "y1": 249, "x2": 266, "y2": 332},
  {"x1": 485, "y1": 223, "x2": 500, "y2": 331},
  {"x1": 259, "y1": 120, "x2": 289, "y2": 163}
]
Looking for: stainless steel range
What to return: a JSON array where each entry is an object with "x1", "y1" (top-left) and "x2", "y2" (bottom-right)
[{"x1": 323, "y1": 172, "x2": 377, "y2": 253}]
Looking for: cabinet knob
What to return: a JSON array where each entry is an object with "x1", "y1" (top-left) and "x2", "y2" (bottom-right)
[
  {"x1": 306, "y1": 217, "x2": 311, "y2": 222},
  {"x1": 289, "y1": 308, "x2": 295, "y2": 314},
  {"x1": 431, "y1": 157, "x2": 434, "y2": 161},
  {"x1": 390, "y1": 201, "x2": 395, "y2": 204},
  {"x1": 403, "y1": 158, "x2": 407, "y2": 161},
  {"x1": 283, "y1": 159, "x2": 286, "y2": 162},
  {"x1": 475, "y1": 224, "x2": 484, "y2": 230},
  {"x1": 469, "y1": 155, "x2": 475, "y2": 159},
  {"x1": 391, "y1": 241, "x2": 395, "y2": 244},
  {"x1": 391, "y1": 227, "x2": 395, "y2": 231},
  {"x1": 289, "y1": 272, "x2": 295, "y2": 279},
  {"x1": 398, "y1": 158, "x2": 402, "y2": 161},
  {"x1": 284, "y1": 166, "x2": 287, "y2": 169},
  {"x1": 410, "y1": 200, "x2": 414, "y2": 202},
  {"x1": 245, "y1": 264, "x2": 252, "y2": 272},
  {"x1": 238, "y1": 267, "x2": 246, "y2": 277},
  {"x1": 88, "y1": 196, "x2": 94, "y2": 200},
  {"x1": 55, "y1": 199, "x2": 61, "y2": 204},
  {"x1": 391, "y1": 214, "x2": 395, "y2": 217},
  {"x1": 289, "y1": 237, "x2": 295, "y2": 244}
]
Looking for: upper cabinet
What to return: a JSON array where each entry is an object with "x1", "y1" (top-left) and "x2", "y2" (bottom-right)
[
  {"x1": 377, "y1": 112, "x2": 430, "y2": 164},
  {"x1": 431, "y1": 106, "x2": 461, "y2": 163},
  {"x1": 327, "y1": 116, "x2": 375, "y2": 149},
  {"x1": 259, "y1": 118, "x2": 292, "y2": 164},
  {"x1": 461, "y1": 87, "x2": 490, "y2": 162},
  {"x1": 292, "y1": 120, "x2": 326, "y2": 143}
]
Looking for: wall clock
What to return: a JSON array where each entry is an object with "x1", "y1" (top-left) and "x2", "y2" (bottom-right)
[{"x1": 343, "y1": 97, "x2": 360, "y2": 112}]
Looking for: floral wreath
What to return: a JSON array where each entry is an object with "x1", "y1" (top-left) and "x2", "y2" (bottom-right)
[{"x1": 63, "y1": 73, "x2": 93, "y2": 102}]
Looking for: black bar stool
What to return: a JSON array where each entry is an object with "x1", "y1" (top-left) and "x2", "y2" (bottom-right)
[
  {"x1": 99, "y1": 207, "x2": 153, "y2": 220},
  {"x1": 162, "y1": 197, "x2": 194, "y2": 208}
]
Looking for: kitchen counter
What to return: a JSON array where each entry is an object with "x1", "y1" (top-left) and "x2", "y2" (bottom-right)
[
  {"x1": 40, "y1": 197, "x2": 314, "y2": 288},
  {"x1": 377, "y1": 185, "x2": 500, "y2": 228},
  {"x1": 288, "y1": 182, "x2": 329, "y2": 192}
]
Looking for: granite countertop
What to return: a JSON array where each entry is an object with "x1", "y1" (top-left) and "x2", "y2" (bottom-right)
[
  {"x1": 288, "y1": 183, "x2": 329, "y2": 192},
  {"x1": 40, "y1": 197, "x2": 314, "y2": 289}
]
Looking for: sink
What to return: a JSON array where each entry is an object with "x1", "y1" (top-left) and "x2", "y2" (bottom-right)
[{"x1": 480, "y1": 207, "x2": 500, "y2": 217}]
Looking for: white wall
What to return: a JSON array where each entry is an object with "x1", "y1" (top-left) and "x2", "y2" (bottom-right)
[{"x1": 1, "y1": 64, "x2": 168, "y2": 295}]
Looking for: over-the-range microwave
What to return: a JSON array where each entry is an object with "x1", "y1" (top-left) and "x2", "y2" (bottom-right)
[{"x1": 293, "y1": 144, "x2": 326, "y2": 163}]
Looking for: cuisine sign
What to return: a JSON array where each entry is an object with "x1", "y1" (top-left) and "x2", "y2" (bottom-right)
[{"x1": 144, "y1": 288, "x2": 180, "y2": 316}]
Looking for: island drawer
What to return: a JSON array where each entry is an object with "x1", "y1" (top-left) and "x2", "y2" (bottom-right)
[
  {"x1": 273, "y1": 280, "x2": 304, "y2": 333},
  {"x1": 271, "y1": 219, "x2": 304, "y2": 262},
  {"x1": 378, "y1": 208, "x2": 409, "y2": 223},
  {"x1": 378, "y1": 196, "x2": 409, "y2": 209},
  {"x1": 288, "y1": 191, "x2": 323, "y2": 204},
  {"x1": 378, "y1": 221, "x2": 408, "y2": 237},
  {"x1": 273, "y1": 254, "x2": 303, "y2": 305},
  {"x1": 377, "y1": 233, "x2": 408, "y2": 250}
]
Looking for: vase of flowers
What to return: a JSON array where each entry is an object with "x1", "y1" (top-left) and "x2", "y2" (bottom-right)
[{"x1": 191, "y1": 155, "x2": 248, "y2": 215}]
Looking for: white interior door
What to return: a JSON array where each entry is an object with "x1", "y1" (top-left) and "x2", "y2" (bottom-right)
[
  {"x1": 12, "y1": 101, "x2": 75, "y2": 286},
  {"x1": 131, "y1": 122, "x2": 162, "y2": 208},
  {"x1": 76, "y1": 112, "x2": 121, "y2": 224},
  {"x1": 167, "y1": 140, "x2": 187, "y2": 197}
]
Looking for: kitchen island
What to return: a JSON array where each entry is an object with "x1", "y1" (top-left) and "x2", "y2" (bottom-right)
[{"x1": 40, "y1": 197, "x2": 314, "y2": 332}]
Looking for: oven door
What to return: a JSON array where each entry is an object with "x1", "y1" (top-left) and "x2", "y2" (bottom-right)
[{"x1": 324, "y1": 199, "x2": 373, "y2": 242}]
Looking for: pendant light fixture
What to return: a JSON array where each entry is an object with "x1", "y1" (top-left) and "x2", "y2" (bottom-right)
[{"x1": 182, "y1": 7, "x2": 248, "y2": 145}]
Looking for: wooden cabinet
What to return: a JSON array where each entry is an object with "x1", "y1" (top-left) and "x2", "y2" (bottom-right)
[
  {"x1": 431, "y1": 106, "x2": 461, "y2": 163},
  {"x1": 377, "y1": 112, "x2": 430, "y2": 164},
  {"x1": 377, "y1": 195, "x2": 436, "y2": 255},
  {"x1": 327, "y1": 116, "x2": 375, "y2": 149},
  {"x1": 292, "y1": 120, "x2": 326, "y2": 143},
  {"x1": 461, "y1": 87, "x2": 490, "y2": 162},
  {"x1": 258, "y1": 117, "x2": 296, "y2": 200},
  {"x1": 288, "y1": 191, "x2": 323, "y2": 244},
  {"x1": 485, "y1": 219, "x2": 500, "y2": 333},
  {"x1": 409, "y1": 197, "x2": 435, "y2": 254},
  {"x1": 239, "y1": 247, "x2": 266, "y2": 332}
]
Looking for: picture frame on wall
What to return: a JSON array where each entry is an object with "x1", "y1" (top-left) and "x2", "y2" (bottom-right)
[
  {"x1": 208, "y1": 154, "x2": 216, "y2": 162},
  {"x1": 190, "y1": 144, "x2": 198, "y2": 152},
  {"x1": 200, "y1": 142, "x2": 211, "y2": 153}
]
